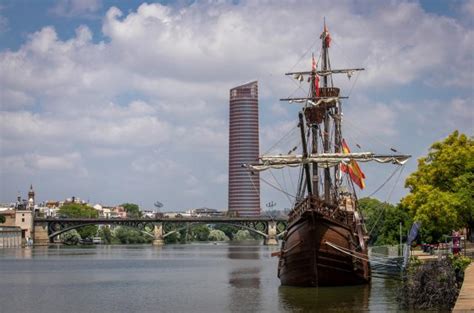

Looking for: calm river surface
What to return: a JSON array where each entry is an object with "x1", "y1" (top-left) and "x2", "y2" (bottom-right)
[{"x1": 0, "y1": 243, "x2": 405, "y2": 313}]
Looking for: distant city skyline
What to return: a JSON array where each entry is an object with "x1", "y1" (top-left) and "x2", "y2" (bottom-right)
[{"x1": 0, "y1": 0, "x2": 472, "y2": 210}]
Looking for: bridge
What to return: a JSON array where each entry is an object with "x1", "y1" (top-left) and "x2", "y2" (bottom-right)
[{"x1": 33, "y1": 216, "x2": 288, "y2": 246}]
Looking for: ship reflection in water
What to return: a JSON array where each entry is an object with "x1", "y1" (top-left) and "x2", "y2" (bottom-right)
[
  {"x1": 278, "y1": 283, "x2": 370, "y2": 312},
  {"x1": 227, "y1": 240, "x2": 262, "y2": 259},
  {"x1": 227, "y1": 242, "x2": 263, "y2": 313}
]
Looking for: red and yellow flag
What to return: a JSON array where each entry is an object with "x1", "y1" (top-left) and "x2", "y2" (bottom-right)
[{"x1": 341, "y1": 139, "x2": 366, "y2": 189}]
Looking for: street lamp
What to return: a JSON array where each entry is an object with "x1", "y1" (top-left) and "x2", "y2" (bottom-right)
[{"x1": 266, "y1": 201, "x2": 276, "y2": 210}]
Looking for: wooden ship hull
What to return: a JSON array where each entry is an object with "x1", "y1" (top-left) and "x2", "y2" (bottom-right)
[{"x1": 277, "y1": 197, "x2": 371, "y2": 287}]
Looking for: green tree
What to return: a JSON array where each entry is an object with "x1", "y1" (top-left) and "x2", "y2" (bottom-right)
[
  {"x1": 401, "y1": 131, "x2": 473, "y2": 243},
  {"x1": 114, "y1": 226, "x2": 151, "y2": 244},
  {"x1": 97, "y1": 226, "x2": 113, "y2": 244},
  {"x1": 62, "y1": 229, "x2": 80, "y2": 245},
  {"x1": 233, "y1": 230, "x2": 253, "y2": 241},
  {"x1": 208, "y1": 229, "x2": 230, "y2": 241},
  {"x1": 58, "y1": 203, "x2": 99, "y2": 240},
  {"x1": 192, "y1": 224, "x2": 210, "y2": 241},
  {"x1": 213, "y1": 224, "x2": 238, "y2": 240},
  {"x1": 359, "y1": 197, "x2": 411, "y2": 246},
  {"x1": 121, "y1": 203, "x2": 142, "y2": 218},
  {"x1": 164, "y1": 231, "x2": 180, "y2": 244},
  {"x1": 0, "y1": 215, "x2": 5, "y2": 223}
]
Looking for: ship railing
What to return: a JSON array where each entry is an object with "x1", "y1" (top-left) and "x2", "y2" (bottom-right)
[
  {"x1": 318, "y1": 87, "x2": 340, "y2": 97},
  {"x1": 288, "y1": 196, "x2": 353, "y2": 225}
]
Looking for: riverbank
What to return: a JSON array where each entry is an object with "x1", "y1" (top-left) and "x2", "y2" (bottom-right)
[{"x1": 453, "y1": 263, "x2": 474, "y2": 312}]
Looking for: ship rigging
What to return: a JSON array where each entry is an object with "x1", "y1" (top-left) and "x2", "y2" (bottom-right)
[{"x1": 245, "y1": 22, "x2": 410, "y2": 287}]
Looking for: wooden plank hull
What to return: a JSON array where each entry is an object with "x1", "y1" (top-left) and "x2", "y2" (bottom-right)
[{"x1": 278, "y1": 211, "x2": 370, "y2": 287}]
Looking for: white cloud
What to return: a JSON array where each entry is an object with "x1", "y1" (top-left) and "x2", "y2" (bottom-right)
[
  {"x1": 344, "y1": 98, "x2": 398, "y2": 138},
  {"x1": 0, "y1": 1, "x2": 472, "y2": 208},
  {"x1": 463, "y1": 0, "x2": 474, "y2": 17},
  {"x1": 1, "y1": 152, "x2": 85, "y2": 173}
]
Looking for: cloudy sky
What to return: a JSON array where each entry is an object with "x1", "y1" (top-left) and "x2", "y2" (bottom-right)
[{"x1": 0, "y1": 0, "x2": 472, "y2": 211}]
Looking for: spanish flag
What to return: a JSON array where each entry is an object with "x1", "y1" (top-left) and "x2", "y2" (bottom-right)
[{"x1": 341, "y1": 139, "x2": 366, "y2": 189}]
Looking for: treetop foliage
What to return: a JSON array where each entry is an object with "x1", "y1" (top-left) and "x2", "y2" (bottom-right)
[
  {"x1": 58, "y1": 203, "x2": 98, "y2": 239},
  {"x1": 58, "y1": 203, "x2": 98, "y2": 218},
  {"x1": 401, "y1": 131, "x2": 473, "y2": 243},
  {"x1": 121, "y1": 203, "x2": 142, "y2": 218},
  {"x1": 358, "y1": 197, "x2": 411, "y2": 246}
]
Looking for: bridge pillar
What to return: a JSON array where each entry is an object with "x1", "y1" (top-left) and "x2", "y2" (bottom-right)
[
  {"x1": 265, "y1": 221, "x2": 278, "y2": 245},
  {"x1": 152, "y1": 222, "x2": 164, "y2": 246},
  {"x1": 33, "y1": 221, "x2": 51, "y2": 246}
]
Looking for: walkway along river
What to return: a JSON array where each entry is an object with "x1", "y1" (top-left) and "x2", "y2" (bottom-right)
[{"x1": 0, "y1": 243, "x2": 406, "y2": 313}]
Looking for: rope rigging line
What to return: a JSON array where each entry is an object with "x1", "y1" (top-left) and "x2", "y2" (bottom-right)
[
  {"x1": 284, "y1": 39, "x2": 322, "y2": 100},
  {"x1": 286, "y1": 76, "x2": 309, "y2": 99},
  {"x1": 280, "y1": 169, "x2": 289, "y2": 198},
  {"x1": 347, "y1": 70, "x2": 361, "y2": 99},
  {"x1": 286, "y1": 166, "x2": 297, "y2": 198},
  {"x1": 321, "y1": 36, "x2": 360, "y2": 98},
  {"x1": 260, "y1": 175, "x2": 298, "y2": 200},
  {"x1": 288, "y1": 37, "x2": 321, "y2": 73},
  {"x1": 263, "y1": 125, "x2": 299, "y2": 155},
  {"x1": 244, "y1": 171, "x2": 276, "y2": 222},
  {"x1": 269, "y1": 170, "x2": 293, "y2": 206},
  {"x1": 367, "y1": 165, "x2": 406, "y2": 236},
  {"x1": 366, "y1": 165, "x2": 403, "y2": 198},
  {"x1": 343, "y1": 118, "x2": 404, "y2": 154},
  {"x1": 325, "y1": 241, "x2": 401, "y2": 268}
]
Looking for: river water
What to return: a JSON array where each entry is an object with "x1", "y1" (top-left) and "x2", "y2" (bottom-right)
[{"x1": 0, "y1": 243, "x2": 405, "y2": 313}]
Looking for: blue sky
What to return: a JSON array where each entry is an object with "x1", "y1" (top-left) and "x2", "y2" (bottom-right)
[{"x1": 0, "y1": 0, "x2": 472, "y2": 211}]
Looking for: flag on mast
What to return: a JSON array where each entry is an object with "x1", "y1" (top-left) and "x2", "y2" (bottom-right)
[
  {"x1": 312, "y1": 54, "x2": 320, "y2": 97},
  {"x1": 341, "y1": 139, "x2": 366, "y2": 189},
  {"x1": 321, "y1": 23, "x2": 331, "y2": 48}
]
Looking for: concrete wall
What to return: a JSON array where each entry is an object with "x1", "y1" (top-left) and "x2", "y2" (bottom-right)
[{"x1": 0, "y1": 226, "x2": 22, "y2": 248}]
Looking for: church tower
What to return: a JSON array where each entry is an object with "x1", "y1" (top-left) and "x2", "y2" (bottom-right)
[{"x1": 27, "y1": 184, "x2": 35, "y2": 210}]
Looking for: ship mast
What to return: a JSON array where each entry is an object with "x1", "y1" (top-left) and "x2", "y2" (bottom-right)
[
  {"x1": 245, "y1": 22, "x2": 411, "y2": 205},
  {"x1": 310, "y1": 54, "x2": 319, "y2": 199},
  {"x1": 321, "y1": 20, "x2": 332, "y2": 204}
]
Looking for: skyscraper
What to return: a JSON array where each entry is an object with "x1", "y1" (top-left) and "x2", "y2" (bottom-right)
[{"x1": 228, "y1": 81, "x2": 260, "y2": 216}]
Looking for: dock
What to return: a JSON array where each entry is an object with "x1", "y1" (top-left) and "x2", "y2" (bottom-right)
[{"x1": 453, "y1": 263, "x2": 474, "y2": 312}]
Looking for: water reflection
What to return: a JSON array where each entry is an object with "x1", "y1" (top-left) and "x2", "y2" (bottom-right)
[
  {"x1": 227, "y1": 241, "x2": 261, "y2": 259},
  {"x1": 227, "y1": 242, "x2": 263, "y2": 313},
  {"x1": 229, "y1": 267, "x2": 261, "y2": 288},
  {"x1": 0, "y1": 244, "x2": 408, "y2": 313},
  {"x1": 279, "y1": 284, "x2": 370, "y2": 312}
]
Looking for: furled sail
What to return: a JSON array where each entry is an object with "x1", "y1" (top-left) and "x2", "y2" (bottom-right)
[
  {"x1": 243, "y1": 153, "x2": 410, "y2": 172},
  {"x1": 285, "y1": 68, "x2": 365, "y2": 76}
]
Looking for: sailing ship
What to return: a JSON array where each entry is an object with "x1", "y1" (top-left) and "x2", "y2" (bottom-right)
[{"x1": 245, "y1": 23, "x2": 410, "y2": 287}]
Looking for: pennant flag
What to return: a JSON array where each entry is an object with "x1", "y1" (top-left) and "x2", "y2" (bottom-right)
[
  {"x1": 315, "y1": 74, "x2": 320, "y2": 97},
  {"x1": 320, "y1": 24, "x2": 331, "y2": 48},
  {"x1": 312, "y1": 54, "x2": 320, "y2": 97},
  {"x1": 341, "y1": 139, "x2": 366, "y2": 189}
]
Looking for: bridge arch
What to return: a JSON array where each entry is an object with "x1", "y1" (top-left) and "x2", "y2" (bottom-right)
[
  {"x1": 162, "y1": 222, "x2": 268, "y2": 239},
  {"x1": 48, "y1": 222, "x2": 155, "y2": 241},
  {"x1": 34, "y1": 217, "x2": 287, "y2": 246}
]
